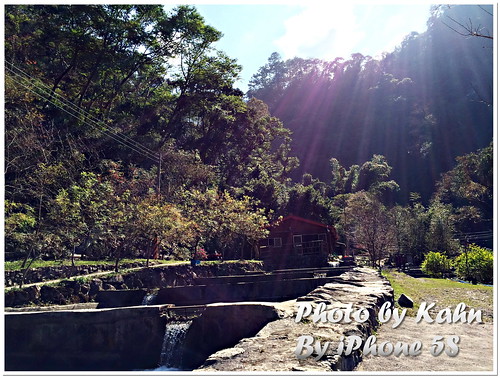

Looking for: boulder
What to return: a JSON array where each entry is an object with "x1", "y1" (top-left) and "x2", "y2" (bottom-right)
[
  {"x1": 24, "y1": 285, "x2": 41, "y2": 303},
  {"x1": 40, "y1": 286, "x2": 67, "y2": 305},
  {"x1": 89, "y1": 279, "x2": 103, "y2": 296},
  {"x1": 103, "y1": 283, "x2": 117, "y2": 291},
  {"x1": 398, "y1": 293, "x2": 414, "y2": 308}
]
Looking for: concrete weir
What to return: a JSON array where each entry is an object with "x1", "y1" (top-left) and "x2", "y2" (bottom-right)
[
  {"x1": 5, "y1": 267, "x2": 392, "y2": 372},
  {"x1": 5, "y1": 305, "x2": 168, "y2": 371},
  {"x1": 4, "y1": 303, "x2": 281, "y2": 371}
]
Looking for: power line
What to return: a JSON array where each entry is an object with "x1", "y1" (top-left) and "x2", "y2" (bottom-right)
[
  {"x1": 6, "y1": 61, "x2": 160, "y2": 162},
  {"x1": 5, "y1": 61, "x2": 161, "y2": 163}
]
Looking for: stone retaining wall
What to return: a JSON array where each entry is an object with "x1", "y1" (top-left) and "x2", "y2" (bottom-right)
[
  {"x1": 4, "y1": 262, "x2": 147, "y2": 287},
  {"x1": 5, "y1": 262, "x2": 265, "y2": 308},
  {"x1": 5, "y1": 261, "x2": 265, "y2": 287}
]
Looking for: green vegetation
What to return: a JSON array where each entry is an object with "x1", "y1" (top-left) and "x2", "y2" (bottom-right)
[
  {"x1": 454, "y1": 244, "x2": 493, "y2": 284},
  {"x1": 4, "y1": 258, "x2": 183, "y2": 272},
  {"x1": 383, "y1": 270, "x2": 493, "y2": 319},
  {"x1": 421, "y1": 251, "x2": 452, "y2": 278},
  {"x1": 419, "y1": 244, "x2": 493, "y2": 284},
  {"x1": 4, "y1": 5, "x2": 492, "y2": 275}
]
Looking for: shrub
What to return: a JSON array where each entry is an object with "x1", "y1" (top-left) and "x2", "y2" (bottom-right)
[
  {"x1": 194, "y1": 247, "x2": 208, "y2": 261},
  {"x1": 421, "y1": 251, "x2": 452, "y2": 278},
  {"x1": 454, "y1": 244, "x2": 493, "y2": 284}
]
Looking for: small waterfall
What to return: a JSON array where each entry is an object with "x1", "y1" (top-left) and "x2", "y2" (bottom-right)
[
  {"x1": 141, "y1": 293, "x2": 157, "y2": 305},
  {"x1": 159, "y1": 321, "x2": 192, "y2": 369}
]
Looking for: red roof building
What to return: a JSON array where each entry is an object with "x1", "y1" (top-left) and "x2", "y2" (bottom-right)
[{"x1": 259, "y1": 215, "x2": 338, "y2": 268}]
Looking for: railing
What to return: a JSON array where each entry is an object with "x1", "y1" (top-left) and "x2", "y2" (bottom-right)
[
  {"x1": 260, "y1": 240, "x2": 327, "y2": 258},
  {"x1": 294, "y1": 240, "x2": 327, "y2": 255}
]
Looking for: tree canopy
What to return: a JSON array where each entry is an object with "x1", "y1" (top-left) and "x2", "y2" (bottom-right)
[{"x1": 4, "y1": 5, "x2": 493, "y2": 266}]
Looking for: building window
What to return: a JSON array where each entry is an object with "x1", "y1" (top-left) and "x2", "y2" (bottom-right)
[
  {"x1": 302, "y1": 233, "x2": 326, "y2": 242},
  {"x1": 317, "y1": 233, "x2": 327, "y2": 241},
  {"x1": 267, "y1": 237, "x2": 282, "y2": 248},
  {"x1": 293, "y1": 235, "x2": 303, "y2": 247},
  {"x1": 295, "y1": 233, "x2": 327, "y2": 255}
]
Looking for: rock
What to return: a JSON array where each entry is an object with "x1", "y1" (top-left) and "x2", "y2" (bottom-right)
[
  {"x1": 62, "y1": 280, "x2": 81, "y2": 293},
  {"x1": 204, "y1": 347, "x2": 246, "y2": 366},
  {"x1": 124, "y1": 275, "x2": 143, "y2": 289},
  {"x1": 398, "y1": 293, "x2": 414, "y2": 308},
  {"x1": 6, "y1": 286, "x2": 40, "y2": 306},
  {"x1": 40, "y1": 286, "x2": 66, "y2": 305},
  {"x1": 5, "y1": 291, "x2": 16, "y2": 307},
  {"x1": 89, "y1": 279, "x2": 103, "y2": 296},
  {"x1": 80, "y1": 284, "x2": 90, "y2": 295},
  {"x1": 25, "y1": 285, "x2": 41, "y2": 303},
  {"x1": 78, "y1": 293, "x2": 90, "y2": 303},
  {"x1": 103, "y1": 283, "x2": 116, "y2": 291}
]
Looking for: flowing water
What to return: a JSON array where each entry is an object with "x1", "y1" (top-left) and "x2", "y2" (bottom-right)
[
  {"x1": 159, "y1": 321, "x2": 192, "y2": 369},
  {"x1": 141, "y1": 293, "x2": 157, "y2": 305}
]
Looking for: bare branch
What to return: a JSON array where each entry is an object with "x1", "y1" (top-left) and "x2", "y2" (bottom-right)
[
  {"x1": 444, "y1": 15, "x2": 493, "y2": 40},
  {"x1": 478, "y1": 5, "x2": 493, "y2": 17}
]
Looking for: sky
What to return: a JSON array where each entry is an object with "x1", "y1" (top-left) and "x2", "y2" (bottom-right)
[{"x1": 187, "y1": 3, "x2": 433, "y2": 92}]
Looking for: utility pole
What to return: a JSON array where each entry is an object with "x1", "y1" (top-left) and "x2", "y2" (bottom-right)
[
  {"x1": 157, "y1": 152, "x2": 162, "y2": 196},
  {"x1": 465, "y1": 236, "x2": 470, "y2": 281}
]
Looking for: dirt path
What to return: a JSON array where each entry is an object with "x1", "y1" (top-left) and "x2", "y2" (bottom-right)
[{"x1": 356, "y1": 317, "x2": 494, "y2": 372}]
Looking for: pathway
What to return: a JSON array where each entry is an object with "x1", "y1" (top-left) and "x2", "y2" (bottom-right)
[{"x1": 355, "y1": 316, "x2": 494, "y2": 372}]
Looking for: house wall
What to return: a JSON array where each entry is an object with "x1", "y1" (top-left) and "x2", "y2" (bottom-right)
[{"x1": 260, "y1": 217, "x2": 337, "y2": 268}]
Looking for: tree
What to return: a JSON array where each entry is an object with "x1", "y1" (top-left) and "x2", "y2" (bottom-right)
[
  {"x1": 454, "y1": 244, "x2": 493, "y2": 284},
  {"x1": 356, "y1": 155, "x2": 399, "y2": 199},
  {"x1": 330, "y1": 158, "x2": 359, "y2": 195},
  {"x1": 426, "y1": 201, "x2": 460, "y2": 254},
  {"x1": 179, "y1": 189, "x2": 270, "y2": 260},
  {"x1": 434, "y1": 143, "x2": 493, "y2": 238},
  {"x1": 346, "y1": 191, "x2": 395, "y2": 269},
  {"x1": 284, "y1": 182, "x2": 331, "y2": 224},
  {"x1": 441, "y1": 5, "x2": 493, "y2": 40},
  {"x1": 5, "y1": 201, "x2": 36, "y2": 262},
  {"x1": 421, "y1": 251, "x2": 452, "y2": 278},
  {"x1": 402, "y1": 201, "x2": 429, "y2": 264}
]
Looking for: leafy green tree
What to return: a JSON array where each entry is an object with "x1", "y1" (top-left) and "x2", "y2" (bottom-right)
[
  {"x1": 434, "y1": 143, "x2": 493, "y2": 235},
  {"x1": 284, "y1": 182, "x2": 331, "y2": 224},
  {"x1": 330, "y1": 158, "x2": 360, "y2": 195},
  {"x1": 426, "y1": 201, "x2": 460, "y2": 254},
  {"x1": 454, "y1": 244, "x2": 493, "y2": 284},
  {"x1": 134, "y1": 196, "x2": 193, "y2": 264},
  {"x1": 356, "y1": 155, "x2": 400, "y2": 199},
  {"x1": 5, "y1": 201, "x2": 37, "y2": 261},
  {"x1": 421, "y1": 251, "x2": 452, "y2": 278},
  {"x1": 179, "y1": 189, "x2": 269, "y2": 260}
]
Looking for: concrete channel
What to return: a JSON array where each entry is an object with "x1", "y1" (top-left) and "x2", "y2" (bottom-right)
[{"x1": 5, "y1": 266, "x2": 386, "y2": 371}]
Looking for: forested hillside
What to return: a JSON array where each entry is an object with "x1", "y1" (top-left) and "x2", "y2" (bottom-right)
[
  {"x1": 5, "y1": 5, "x2": 299, "y2": 263},
  {"x1": 248, "y1": 5, "x2": 493, "y2": 203},
  {"x1": 4, "y1": 5, "x2": 493, "y2": 269}
]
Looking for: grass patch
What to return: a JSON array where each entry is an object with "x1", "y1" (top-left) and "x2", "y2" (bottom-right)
[{"x1": 383, "y1": 269, "x2": 493, "y2": 320}]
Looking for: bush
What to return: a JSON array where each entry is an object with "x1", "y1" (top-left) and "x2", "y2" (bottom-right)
[
  {"x1": 194, "y1": 247, "x2": 208, "y2": 261},
  {"x1": 454, "y1": 244, "x2": 493, "y2": 284},
  {"x1": 421, "y1": 251, "x2": 452, "y2": 278}
]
